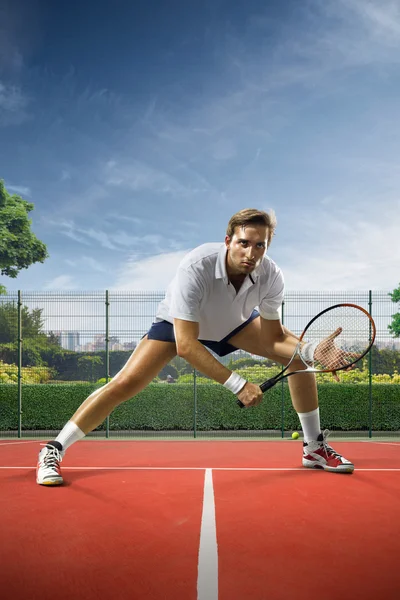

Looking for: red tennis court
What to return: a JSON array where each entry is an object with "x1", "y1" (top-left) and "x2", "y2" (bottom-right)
[{"x1": 1, "y1": 439, "x2": 400, "y2": 599}]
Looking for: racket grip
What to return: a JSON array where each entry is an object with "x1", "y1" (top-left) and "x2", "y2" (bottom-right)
[{"x1": 260, "y1": 378, "x2": 279, "y2": 393}]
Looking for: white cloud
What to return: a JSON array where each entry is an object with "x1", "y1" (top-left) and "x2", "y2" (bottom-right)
[
  {"x1": 7, "y1": 184, "x2": 31, "y2": 196},
  {"x1": 63, "y1": 229, "x2": 91, "y2": 246},
  {"x1": 4, "y1": 0, "x2": 400, "y2": 302},
  {"x1": 146, "y1": 0, "x2": 400, "y2": 158},
  {"x1": 82, "y1": 257, "x2": 107, "y2": 272},
  {"x1": 107, "y1": 213, "x2": 143, "y2": 226},
  {"x1": 55, "y1": 220, "x2": 91, "y2": 246},
  {"x1": 0, "y1": 0, "x2": 40, "y2": 74},
  {"x1": 48, "y1": 218, "x2": 181, "y2": 255},
  {"x1": 344, "y1": 0, "x2": 400, "y2": 41},
  {"x1": 54, "y1": 183, "x2": 109, "y2": 218},
  {"x1": 105, "y1": 159, "x2": 210, "y2": 197},
  {"x1": 320, "y1": 196, "x2": 334, "y2": 206},
  {"x1": 112, "y1": 250, "x2": 189, "y2": 291},
  {"x1": 48, "y1": 219, "x2": 118, "y2": 250},
  {"x1": 278, "y1": 200, "x2": 400, "y2": 290},
  {"x1": 294, "y1": 0, "x2": 400, "y2": 73},
  {"x1": 82, "y1": 228, "x2": 118, "y2": 250},
  {"x1": 109, "y1": 230, "x2": 141, "y2": 248},
  {"x1": 211, "y1": 138, "x2": 237, "y2": 161},
  {"x1": 65, "y1": 256, "x2": 106, "y2": 272},
  {"x1": 0, "y1": 81, "x2": 29, "y2": 126},
  {"x1": 107, "y1": 196, "x2": 399, "y2": 297},
  {"x1": 44, "y1": 275, "x2": 76, "y2": 290}
]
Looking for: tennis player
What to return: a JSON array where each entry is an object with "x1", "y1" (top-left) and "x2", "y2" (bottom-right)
[{"x1": 37, "y1": 208, "x2": 354, "y2": 485}]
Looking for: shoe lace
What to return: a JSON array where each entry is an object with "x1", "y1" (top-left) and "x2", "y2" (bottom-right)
[
  {"x1": 320, "y1": 429, "x2": 341, "y2": 458},
  {"x1": 40, "y1": 444, "x2": 62, "y2": 468}
]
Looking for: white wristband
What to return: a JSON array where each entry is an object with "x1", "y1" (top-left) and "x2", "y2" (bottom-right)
[
  {"x1": 300, "y1": 341, "x2": 319, "y2": 364},
  {"x1": 223, "y1": 372, "x2": 247, "y2": 395}
]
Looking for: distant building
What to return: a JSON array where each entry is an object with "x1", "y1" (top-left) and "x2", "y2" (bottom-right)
[
  {"x1": 110, "y1": 342, "x2": 124, "y2": 351},
  {"x1": 55, "y1": 332, "x2": 138, "y2": 353},
  {"x1": 122, "y1": 341, "x2": 137, "y2": 351},
  {"x1": 92, "y1": 335, "x2": 106, "y2": 351},
  {"x1": 56, "y1": 331, "x2": 80, "y2": 351},
  {"x1": 79, "y1": 342, "x2": 95, "y2": 352}
]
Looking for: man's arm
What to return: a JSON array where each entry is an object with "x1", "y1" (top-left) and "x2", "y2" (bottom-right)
[
  {"x1": 173, "y1": 319, "x2": 232, "y2": 383},
  {"x1": 174, "y1": 318, "x2": 263, "y2": 406},
  {"x1": 261, "y1": 318, "x2": 302, "y2": 359}
]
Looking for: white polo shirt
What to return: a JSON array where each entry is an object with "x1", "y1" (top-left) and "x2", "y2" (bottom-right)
[{"x1": 155, "y1": 243, "x2": 284, "y2": 342}]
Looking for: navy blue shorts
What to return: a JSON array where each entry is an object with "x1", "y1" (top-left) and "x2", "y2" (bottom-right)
[{"x1": 146, "y1": 310, "x2": 260, "y2": 357}]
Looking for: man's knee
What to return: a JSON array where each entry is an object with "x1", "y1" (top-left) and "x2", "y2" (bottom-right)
[{"x1": 108, "y1": 373, "x2": 138, "y2": 400}]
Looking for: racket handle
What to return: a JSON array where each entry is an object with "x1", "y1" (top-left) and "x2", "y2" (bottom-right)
[
  {"x1": 237, "y1": 377, "x2": 279, "y2": 408},
  {"x1": 260, "y1": 378, "x2": 279, "y2": 393}
]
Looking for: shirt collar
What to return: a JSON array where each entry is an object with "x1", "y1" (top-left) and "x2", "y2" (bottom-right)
[
  {"x1": 215, "y1": 244, "x2": 228, "y2": 281},
  {"x1": 215, "y1": 243, "x2": 261, "y2": 284}
]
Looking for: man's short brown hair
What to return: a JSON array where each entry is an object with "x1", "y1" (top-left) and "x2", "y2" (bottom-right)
[{"x1": 226, "y1": 208, "x2": 277, "y2": 247}]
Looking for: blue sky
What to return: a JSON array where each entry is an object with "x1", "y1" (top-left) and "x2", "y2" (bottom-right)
[{"x1": 1, "y1": 0, "x2": 400, "y2": 293}]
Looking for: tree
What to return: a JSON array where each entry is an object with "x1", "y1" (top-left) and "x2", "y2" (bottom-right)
[
  {"x1": 0, "y1": 180, "x2": 49, "y2": 286},
  {"x1": 0, "y1": 302, "x2": 66, "y2": 371},
  {"x1": 77, "y1": 355, "x2": 103, "y2": 382},
  {"x1": 158, "y1": 364, "x2": 179, "y2": 381},
  {"x1": 0, "y1": 302, "x2": 45, "y2": 343},
  {"x1": 47, "y1": 331, "x2": 62, "y2": 347},
  {"x1": 169, "y1": 355, "x2": 192, "y2": 375},
  {"x1": 388, "y1": 284, "x2": 400, "y2": 337}
]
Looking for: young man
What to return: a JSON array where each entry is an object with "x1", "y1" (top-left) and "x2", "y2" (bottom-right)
[{"x1": 37, "y1": 208, "x2": 354, "y2": 485}]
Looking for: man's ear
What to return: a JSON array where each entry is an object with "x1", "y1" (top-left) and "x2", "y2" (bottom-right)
[{"x1": 225, "y1": 235, "x2": 231, "y2": 248}]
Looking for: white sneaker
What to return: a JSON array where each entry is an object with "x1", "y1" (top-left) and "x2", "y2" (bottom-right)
[
  {"x1": 302, "y1": 429, "x2": 354, "y2": 473},
  {"x1": 36, "y1": 442, "x2": 64, "y2": 486}
]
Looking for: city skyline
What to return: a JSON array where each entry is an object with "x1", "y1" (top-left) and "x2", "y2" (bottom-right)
[{"x1": 54, "y1": 331, "x2": 137, "y2": 353}]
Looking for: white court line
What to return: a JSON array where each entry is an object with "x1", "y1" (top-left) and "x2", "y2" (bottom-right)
[
  {"x1": 1, "y1": 466, "x2": 400, "y2": 472},
  {"x1": 360, "y1": 441, "x2": 400, "y2": 446},
  {"x1": 0, "y1": 440, "x2": 46, "y2": 446},
  {"x1": 197, "y1": 469, "x2": 218, "y2": 600}
]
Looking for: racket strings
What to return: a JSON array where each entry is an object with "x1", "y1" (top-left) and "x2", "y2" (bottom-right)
[
  {"x1": 314, "y1": 342, "x2": 357, "y2": 371},
  {"x1": 303, "y1": 306, "x2": 373, "y2": 372}
]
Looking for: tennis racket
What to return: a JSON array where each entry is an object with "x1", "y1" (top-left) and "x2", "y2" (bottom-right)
[{"x1": 237, "y1": 303, "x2": 376, "y2": 408}]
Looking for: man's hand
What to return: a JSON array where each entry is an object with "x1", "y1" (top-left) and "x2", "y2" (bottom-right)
[
  {"x1": 237, "y1": 382, "x2": 263, "y2": 407},
  {"x1": 314, "y1": 327, "x2": 359, "y2": 382}
]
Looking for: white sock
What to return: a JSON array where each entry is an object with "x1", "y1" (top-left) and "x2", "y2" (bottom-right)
[
  {"x1": 55, "y1": 421, "x2": 86, "y2": 452},
  {"x1": 297, "y1": 407, "x2": 321, "y2": 443}
]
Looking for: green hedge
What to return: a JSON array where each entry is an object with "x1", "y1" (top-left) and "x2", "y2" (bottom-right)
[{"x1": 0, "y1": 383, "x2": 399, "y2": 431}]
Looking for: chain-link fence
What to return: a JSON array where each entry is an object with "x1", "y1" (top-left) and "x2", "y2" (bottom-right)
[{"x1": 0, "y1": 290, "x2": 399, "y2": 439}]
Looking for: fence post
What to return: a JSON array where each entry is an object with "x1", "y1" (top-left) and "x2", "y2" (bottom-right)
[
  {"x1": 193, "y1": 368, "x2": 197, "y2": 438},
  {"x1": 281, "y1": 300, "x2": 285, "y2": 438},
  {"x1": 105, "y1": 290, "x2": 110, "y2": 439},
  {"x1": 17, "y1": 290, "x2": 22, "y2": 438},
  {"x1": 368, "y1": 290, "x2": 373, "y2": 439}
]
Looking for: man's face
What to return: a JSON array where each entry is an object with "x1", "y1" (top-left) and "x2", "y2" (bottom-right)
[{"x1": 225, "y1": 224, "x2": 269, "y2": 276}]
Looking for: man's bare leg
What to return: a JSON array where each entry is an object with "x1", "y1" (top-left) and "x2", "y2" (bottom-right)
[
  {"x1": 71, "y1": 336, "x2": 177, "y2": 433},
  {"x1": 36, "y1": 337, "x2": 177, "y2": 485},
  {"x1": 228, "y1": 316, "x2": 355, "y2": 472},
  {"x1": 228, "y1": 317, "x2": 322, "y2": 443},
  {"x1": 228, "y1": 318, "x2": 318, "y2": 413}
]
